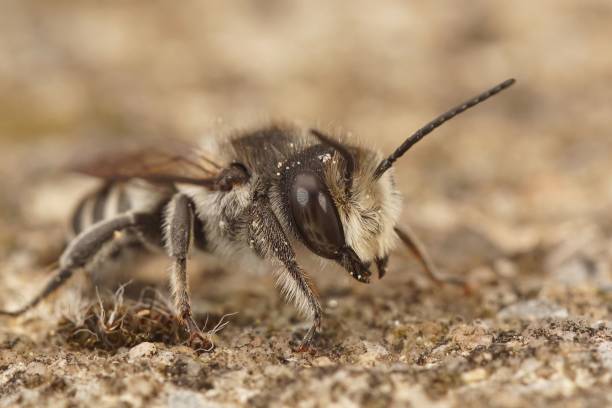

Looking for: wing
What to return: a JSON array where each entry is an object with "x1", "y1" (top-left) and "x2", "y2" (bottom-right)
[{"x1": 72, "y1": 141, "x2": 224, "y2": 188}]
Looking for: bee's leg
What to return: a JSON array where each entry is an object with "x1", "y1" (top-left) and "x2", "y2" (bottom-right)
[
  {"x1": 394, "y1": 225, "x2": 466, "y2": 287},
  {"x1": 249, "y1": 194, "x2": 322, "y2": 352},
  {"x1": 163, "y1": 193, "x2": 212, "y2": 351},
  {"x1": 0, "y1": 212, "x2": 154, "y2": 317}
]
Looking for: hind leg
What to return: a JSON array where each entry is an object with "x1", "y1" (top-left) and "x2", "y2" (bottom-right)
[{"x1": 0, "y1": 212, "x2": 157, "y2": 316}]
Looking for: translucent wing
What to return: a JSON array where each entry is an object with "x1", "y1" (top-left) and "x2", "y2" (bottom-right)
[{"x1": 72, "y1": 141, "x2": 223, "y2": 188}]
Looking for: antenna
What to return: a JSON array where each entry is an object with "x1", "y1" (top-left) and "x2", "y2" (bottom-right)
[{"x1": 373, "y1": 78, "x2": 516, "y2": 179}]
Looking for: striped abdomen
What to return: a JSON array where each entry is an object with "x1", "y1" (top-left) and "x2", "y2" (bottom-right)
[
  {"x1": 70, "y1": 183, "x2": 135, "y2": 237},
  {"x1": 69, "y1": 181, "x2": 207, "y2": 251}
]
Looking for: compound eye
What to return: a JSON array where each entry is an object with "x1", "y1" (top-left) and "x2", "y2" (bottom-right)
[{"x1": 289, "y1": 172, "x2": 345, "y2": 258}]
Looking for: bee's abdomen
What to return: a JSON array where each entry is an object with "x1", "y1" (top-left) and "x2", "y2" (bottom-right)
[{"x1": 70, "y1": 183, "x2": 133, "y2": 236}]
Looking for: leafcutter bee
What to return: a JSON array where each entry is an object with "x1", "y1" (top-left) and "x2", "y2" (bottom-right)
[{"x1": 0, "y1": 79, "x2": 515, "y2": 350}]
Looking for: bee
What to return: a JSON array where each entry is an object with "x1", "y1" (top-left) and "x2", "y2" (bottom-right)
[{"x1": 0, "y1": 79, "x2": 515, "y2": 350}]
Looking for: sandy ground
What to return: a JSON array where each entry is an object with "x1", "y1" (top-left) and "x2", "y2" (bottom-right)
[{"x1": 1, "y1": 1, "x2": 612, "y2": 407}]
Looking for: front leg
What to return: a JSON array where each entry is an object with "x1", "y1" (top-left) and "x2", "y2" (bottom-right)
[
  {"x1": 248, "y1": 194, "x2": 322, "y2": 351},
  {"x1": 163, "y1": 193, "x2": 212, "y2": 350},
  {"x1": 394, "y1": 225, "x2": 466, "y2": 288}
]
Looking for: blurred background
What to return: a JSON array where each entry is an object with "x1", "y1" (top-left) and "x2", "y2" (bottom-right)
[
  {"x1": 1, "y1": 0, "x2": 611, "y2": 233},
  {"x1": 1, "y1": 1, "x2": 611, "y2": 229},
  {"x1": 1, "y1": 2, "x2": 612, "y2": 406}
]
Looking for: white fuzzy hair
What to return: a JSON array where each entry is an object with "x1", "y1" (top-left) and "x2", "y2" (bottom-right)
[
  {"x1": 323, "y1": 143, "x2": 402, "y2": 262},
  {"x1": 272, "y1": 261, "x2": 314, "y2": 319}
]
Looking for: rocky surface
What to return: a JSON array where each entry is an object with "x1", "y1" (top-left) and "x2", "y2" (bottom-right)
[{"x1": 1, "y1": 1, "x2": 611, "y2": 407}]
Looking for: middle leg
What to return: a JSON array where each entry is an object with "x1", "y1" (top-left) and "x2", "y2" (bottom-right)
[{"x1": 163, "y1": 193, "x2": 212, "y2": 349}]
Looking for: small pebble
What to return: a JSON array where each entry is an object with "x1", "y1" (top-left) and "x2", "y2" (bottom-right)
[{"x1": 128, "y1": 342, "x2": 157, "y2": 361}]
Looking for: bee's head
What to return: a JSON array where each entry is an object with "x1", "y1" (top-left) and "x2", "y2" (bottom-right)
[
  {"x1": 283, "y1": 78, "x2": 516, "y2": 283},
  {"x1": 282, "y1": 130, "x2": 401, "y2": 283}
]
